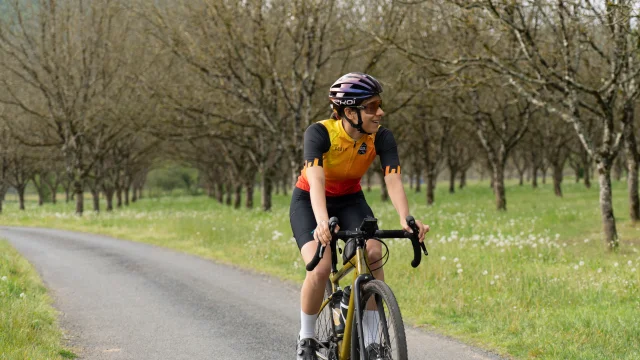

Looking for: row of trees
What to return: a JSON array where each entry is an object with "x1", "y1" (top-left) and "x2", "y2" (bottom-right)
[{"x1": 1, "y1": 0, "x2": 639, "y2": 250}]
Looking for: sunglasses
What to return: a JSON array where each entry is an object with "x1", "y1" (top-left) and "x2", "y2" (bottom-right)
[{"x1": 356, "y1": 100, "x2": 382, "y2": 115}]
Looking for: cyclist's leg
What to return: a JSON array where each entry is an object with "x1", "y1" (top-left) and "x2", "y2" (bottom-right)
[
  {"x1": 290, "y1": 188, "x2": 334, "y2": 341},
  {"x1": 336, "y1": 191, "x2": 390, "y2": 349},
  {"x1": 336, "y1": 191, "x2": 385, "y2": 282}
]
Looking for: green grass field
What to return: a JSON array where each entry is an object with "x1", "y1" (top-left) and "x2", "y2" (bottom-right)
[
  {"x1": 2, "y1": 178, "x2": 640, "y2": 359},
  {"x1": 0, "y1": 241, "x2": 77, "y2": 359}
]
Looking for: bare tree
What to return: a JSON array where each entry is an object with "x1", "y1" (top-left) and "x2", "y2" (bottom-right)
[{"x1": 0, "y1": 0, "x2": 135, "y2": 215}]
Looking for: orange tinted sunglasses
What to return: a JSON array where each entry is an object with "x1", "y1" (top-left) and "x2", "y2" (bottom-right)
[{"x1": 356, "y1": 100, "x2": 382, "y2": 114}]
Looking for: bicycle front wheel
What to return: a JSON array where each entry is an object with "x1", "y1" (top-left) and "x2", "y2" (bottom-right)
[
  {"x1": 351, "y1": 280, "x2": 408, "y2": 360},
  {"x1": 315, "y1": 280, "x2": 339, "y2": 360}
]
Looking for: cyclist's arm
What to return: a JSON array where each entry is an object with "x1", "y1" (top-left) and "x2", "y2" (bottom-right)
[
  {"x1": 375, "y1": 127, "x2": 416, "y2": 232},
  {"x1": 385, "y1": 173, "x2": 410, "y2": 220},
  {"x1": 302, "y1": 123, "x2": 332, "y2": 245}
]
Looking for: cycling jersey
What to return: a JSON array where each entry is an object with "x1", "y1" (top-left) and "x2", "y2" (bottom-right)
[{"x1": 295, "y1": 119, "x2": 401, "y2": 196}]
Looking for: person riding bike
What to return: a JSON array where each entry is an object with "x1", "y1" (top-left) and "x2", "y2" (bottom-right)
[{"x1": 289, "y1": 72, "x2": 429, "y2": 360}]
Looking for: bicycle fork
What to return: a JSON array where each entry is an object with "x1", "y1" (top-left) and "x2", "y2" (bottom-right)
[{"x1": 352, "y1": 273, "x2": 373, "y2": 360}]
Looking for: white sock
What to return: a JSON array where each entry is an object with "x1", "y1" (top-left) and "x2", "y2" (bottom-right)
[
  {"x1": 299, "y1": 310, "x2": 317, "y2": 340},
  {"x1": 363, "y1": 310, "x2": 380, "y2": 347}
]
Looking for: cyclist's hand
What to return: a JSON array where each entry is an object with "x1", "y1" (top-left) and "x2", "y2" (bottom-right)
[
  {"x1": 314, "y1": 220, "x2": 339, "y2": 247},
  {"x1": 401, "y1": 218, "x2": 429, "y2": 243}
]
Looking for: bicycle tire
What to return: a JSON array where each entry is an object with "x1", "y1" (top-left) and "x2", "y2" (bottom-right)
[
  {"x1": 315, "y1": 280, "x2": 339, "y2": 360},
  {"x1": 351, "y1": 280, "x2": 408, "y2": 360}
]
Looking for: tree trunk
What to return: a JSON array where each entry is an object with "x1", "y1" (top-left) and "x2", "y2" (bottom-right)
[
  {"x1": 459, "y1": 170, "x2": 467, "y2": 189},
  {"x1": 415, "y1": 173, "x2": 421, "y2": 193},
  {"x1": 132, "y1": 187, "x2": 138, "y2": 203},
  {"x1": 216, "y1": 182, "x2": 224, "y2": 203},
  {"x1": 448, "y1": 169, "x2": 456, "y2": 194},
  {"x1": 92, "y1": 190, "x2": 100, "y2": 213},
  {"x1": 261, "y1": 173, "x2": 273, "y2": 211},
  {"x1": 624, "y1": 111, "x2": 640, "y2": 222},
  {"x1": 597, "y1": 160, "x2": 618, "y2": 250},
  {"x1": 583, "y1": 151, "x2": 592, "y2": 188},
  {"x1": 36, "y1": 186, "x2": 44, "y2": 206},
  {"x1": 74, "y1": 180, "x2": 84, "y2": 215},
  {"x1": 532, "y1": 166, "x2": 539, "y2": 188},
  {"x1": 116, "y1": 188, "x2": 123, "y2": 208},
  {"x1": 48, "y1": 183, "x2": 58, "y2": 204},
  {"x1": 125, "y1": 188, "x2": 130, "y2": 206},
  {"x1": 614, "y1": 157, "x2": 624, "y2": 182},
  {"x1": 378, "y1": 171, "x2": 388, "y2": 202},
  {"x1": 234, "y1": 183, "x2": 242, "y2": 209},
  {"x1": 17, "y1": 186, "x2": 26, "y2": 210},
  {"x1": 493, "y1": 163, "x2": 507, "y2": 211},
  {"x1": 627, "y1": 155, "x2": 639, "y2": 222},
  {"x1": 65, "y1": 188, "x2": 70, "y2": 203},
  {"x1": 427, "y1": 171, "x2": 436, "y2": 205},
  {"x1": 245, "y1": 182, "x2": 254, "y2": 209},
  {"x1": 225, "y1": 182, "x2": 232, "y2": 206},
  {"x1": 553, "y1": 163, "x2": 563, "y2": 197},
  {"x1": 541, "y1": 167, "x2": 547, "y2": 185},
  {"x1": 105, "y1": 190, "x2": 114, "y2": 212}
]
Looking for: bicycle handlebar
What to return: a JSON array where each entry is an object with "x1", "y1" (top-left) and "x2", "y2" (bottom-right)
[{"x1": 305, "y1": 216, "x2": 428, "y2": 272}]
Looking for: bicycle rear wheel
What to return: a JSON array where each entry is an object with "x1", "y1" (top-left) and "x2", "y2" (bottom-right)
[
  {"x1": 315, "y1": 280, "x2": 339, "y2": 360},
  {"x1": 351, "y1": 280, "x2": 408, "y2": 360}
]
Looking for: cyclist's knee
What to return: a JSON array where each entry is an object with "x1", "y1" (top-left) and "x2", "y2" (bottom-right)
[
  {"x1": 307, "y1": 261, "x2": 331, "y2": 282},
  {"x1": 367, "y1": 239, "x2": 382, "y2": 260}
]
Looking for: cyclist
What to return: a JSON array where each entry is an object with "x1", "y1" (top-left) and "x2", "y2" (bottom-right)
[{"x1": 290, "y1": 72, "x2": 429, "y2": 360}]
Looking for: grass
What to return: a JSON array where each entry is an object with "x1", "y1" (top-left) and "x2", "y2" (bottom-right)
[
  {"x1": 2, "y1": 178, "x2": 640, "y2": 359},
  {"x1": 0, "y1": 240, "x2": 77, "y2": 360}
]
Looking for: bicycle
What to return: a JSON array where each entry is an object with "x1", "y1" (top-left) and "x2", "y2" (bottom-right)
[{"x1": 305, "y1": 215, "x2": 428, "y2": 360}]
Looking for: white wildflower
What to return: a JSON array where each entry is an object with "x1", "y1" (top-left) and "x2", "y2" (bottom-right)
[
  {"x1": 482, "y1": 270, "x2": 488, "y2": 276},
  {"x1": 1, "y1": 276, "x2": 7, "y2": 282},
  {"x1": 490, "y1": 280, "x2": 495, "y2": 285},
  {"x1": 494, "y1": 275, "x2": 500, "y2": 280},
  {"x1": 453, "y1": 257, "x2": 459, "y2": 263},
  {"x1": 456, "y1": 263, "x2": 462, "y2": 269},
  {"x1": 614, "y1": 262, "x2": 619, "y2": 267},
  {"x1": 573, "y1": 265, "x2": 579, "y2": 270},
  {"x1": 597, "y1": 268, "x2": 603, "y2": 273},
  {"x1": 579, "y1": 261, "x2": 584, "y2": 266},
  {"x1": 441, "y1": 256, "x2": 446, "y2": 261},
  {"x1": 457, "y1": 269, "x2": 463, "y2": 274},
  {"x1": 19, "y1": 293, "x2": 25, "y2": 298}
]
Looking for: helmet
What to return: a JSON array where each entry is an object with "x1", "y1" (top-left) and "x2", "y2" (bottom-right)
[{"x1": 329, "y1": 72, "x2": 383, "y2": 108}]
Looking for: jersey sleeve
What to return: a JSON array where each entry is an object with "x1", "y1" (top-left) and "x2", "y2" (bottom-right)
[
  {"x1": 303, "y1": 123, "x2": 331, "y2": 168},
  {"x1": 374, "y1": 127, "x2": 401, "y2": 176}
]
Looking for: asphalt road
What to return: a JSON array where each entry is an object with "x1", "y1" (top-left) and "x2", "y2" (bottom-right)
[{"x1": 0, "y1": 227, "x2": 504, "y2": 360}]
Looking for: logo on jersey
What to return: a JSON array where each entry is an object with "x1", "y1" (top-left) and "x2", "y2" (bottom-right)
[
  {"x1": 358, "y1": 143, "x2": 367, "y2": 155},
  {"x1": 333, "y1": 146, "x2": 346, "y2": 152}
]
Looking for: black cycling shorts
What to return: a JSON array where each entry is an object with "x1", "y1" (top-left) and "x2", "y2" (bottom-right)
[{"x1": 289, "y1": 187, "x2": 377, "y2": 251}]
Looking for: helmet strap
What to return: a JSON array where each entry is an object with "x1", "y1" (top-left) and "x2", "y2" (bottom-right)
[{"x1": 346, "y1": 108, "x2": 371, "y2": 135}]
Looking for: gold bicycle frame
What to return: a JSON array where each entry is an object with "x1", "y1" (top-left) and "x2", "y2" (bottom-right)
[{"x1": 319, "y1": 244, "x2": 371, "y2": 360}]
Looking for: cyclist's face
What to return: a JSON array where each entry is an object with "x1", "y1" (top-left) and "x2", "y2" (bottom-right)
[{"x1": 346, "y1": 96, "x2": 384, "y2": 133}]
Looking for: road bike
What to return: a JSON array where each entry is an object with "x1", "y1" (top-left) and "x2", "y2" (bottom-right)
[{"x1": 305, "y1": 216, "x2": 428, "y2": 360}]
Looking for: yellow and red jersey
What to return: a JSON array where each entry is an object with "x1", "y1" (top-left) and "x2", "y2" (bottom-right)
[{"x1": 295, "y1": 119, "x2": 401, "y2": 196}]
